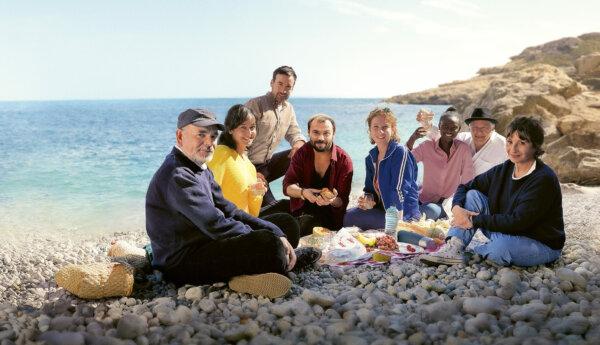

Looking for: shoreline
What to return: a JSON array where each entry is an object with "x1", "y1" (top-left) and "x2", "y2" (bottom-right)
[{"x1": 1, "y1": 184, "x2": 599, "y2": 343}]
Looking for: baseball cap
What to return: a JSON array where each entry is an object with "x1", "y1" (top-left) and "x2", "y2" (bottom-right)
[{"x1": 177, "y1": 108, "x2": 225, "y2": 130}]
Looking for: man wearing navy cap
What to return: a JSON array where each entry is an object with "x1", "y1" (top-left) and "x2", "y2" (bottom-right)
[{"x1": 145, "y1": 108, "x2": 320, "y2": 298}]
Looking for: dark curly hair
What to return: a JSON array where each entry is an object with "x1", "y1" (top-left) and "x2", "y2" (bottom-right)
[{"x1": 505, "y1": 116, "x2": 545, "y2": 158}]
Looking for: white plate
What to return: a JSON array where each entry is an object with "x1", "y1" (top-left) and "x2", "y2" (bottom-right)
[{"x1": 396, "y1": 242, "x2": 424, "y2": 254}]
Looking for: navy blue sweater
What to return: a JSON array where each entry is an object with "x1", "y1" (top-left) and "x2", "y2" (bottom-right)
[
  {"x1": 146, "y1": 147, "x2": 284, "y2": 270},
  {"x1": 453, "y1": 159, "x2": 565, "y2": 250}
]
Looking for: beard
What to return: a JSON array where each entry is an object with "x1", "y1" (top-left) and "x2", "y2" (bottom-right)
[
  {"x1": 310, "y1": 140, "x2": 332, "y2": 152},
  {"x1": 190, "y1": 149, "x2": 214, "y2": 166},
  {"x1": 271, "y1": 90, "x2": 290, "y2": 103}
]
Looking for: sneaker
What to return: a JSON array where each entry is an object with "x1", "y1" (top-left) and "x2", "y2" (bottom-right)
[
  {"x1": 294, "y1": 247, "x2": 322, "y2": 271},
  {"x1": 110, "y1": 255, "x2": 151, "y2": 271},
  {"x1": 420, "y1": 236, "x2": 465, "y2": 266},
  {"x1": 108, "y1": 241, "x2": 151, "y2": 271},
  {"x1": 228, "y1": 273, "x2": 292, "y2": 298}
]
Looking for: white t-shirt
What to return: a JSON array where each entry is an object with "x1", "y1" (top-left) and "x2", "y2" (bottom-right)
[{"x1": 456, "y1": 131, "x2": 508, "y2": 176}]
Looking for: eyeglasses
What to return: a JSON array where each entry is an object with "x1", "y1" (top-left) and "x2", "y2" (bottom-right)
[{"x1": 469, "y1": 124, "x2": 493, "y2": 133}]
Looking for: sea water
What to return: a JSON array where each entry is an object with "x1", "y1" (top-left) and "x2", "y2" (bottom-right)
[{"x1": 0, "y1": 98, "x2": 448, "y2": 237}]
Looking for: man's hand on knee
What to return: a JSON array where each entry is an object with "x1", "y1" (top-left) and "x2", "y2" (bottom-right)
[{"x1": 280, "y1": 237, "x2": 296, "y2": 271}]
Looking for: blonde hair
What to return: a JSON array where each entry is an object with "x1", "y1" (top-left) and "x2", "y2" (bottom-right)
[{"x1": 366, "y1": 108, "x2": 400, "y2": 144}]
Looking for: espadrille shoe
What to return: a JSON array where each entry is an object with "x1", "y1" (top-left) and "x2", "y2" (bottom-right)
[
  {"x1": 55, "y1": 262, "x2": 134, "y2": 299},
  {"x1": 228, "y1": 273, "x2": 291, "y2": 298}
]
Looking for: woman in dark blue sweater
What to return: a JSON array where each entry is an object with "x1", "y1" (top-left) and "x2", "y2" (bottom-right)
[{"x1": 421, "y1": 116, "x2": 564, "y2": 267}]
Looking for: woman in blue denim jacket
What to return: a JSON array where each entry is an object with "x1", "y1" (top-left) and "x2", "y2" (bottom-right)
[{"x1": 344, "y1": 108, "x2": 421, "y2": 230}]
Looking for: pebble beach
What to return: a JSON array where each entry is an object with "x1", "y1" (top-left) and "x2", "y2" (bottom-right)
[{"x1": 1, "y1": 185, "x2": 599, "y2": 345}]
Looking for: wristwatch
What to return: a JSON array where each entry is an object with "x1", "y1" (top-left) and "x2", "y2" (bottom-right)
[{"x1": 299, "y1": 187, "x2": 305, "y2": 200}]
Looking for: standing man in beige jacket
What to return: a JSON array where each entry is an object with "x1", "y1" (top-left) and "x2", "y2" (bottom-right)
[{"x1": 245, "y1": 66, "x2": 306, "y2": 209}]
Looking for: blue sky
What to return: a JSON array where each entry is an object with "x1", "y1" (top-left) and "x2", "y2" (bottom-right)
[{"x1": 1, "y1": 0, "x2": 599, "y2": 101}]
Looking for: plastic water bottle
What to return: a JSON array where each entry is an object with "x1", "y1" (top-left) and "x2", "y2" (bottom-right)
[
  {"x1": 397, "y1": 230, "x2": 437, "y2": 251},
  {"x1": 384, "y1": 206, "x2": 399, "y2": 237}
]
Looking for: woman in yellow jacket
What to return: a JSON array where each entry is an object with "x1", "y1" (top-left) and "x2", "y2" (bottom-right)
[
  {"x1": 208, "y1": 104, "x2": 265, "y2": 216},
  {"x1": 208, "y1": 104, "x2": 289, "y2": 217}
]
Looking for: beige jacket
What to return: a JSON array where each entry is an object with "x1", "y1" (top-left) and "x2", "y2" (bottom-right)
[{"x1": 245, "y1": 93, "x2": 306, "y2": 165}]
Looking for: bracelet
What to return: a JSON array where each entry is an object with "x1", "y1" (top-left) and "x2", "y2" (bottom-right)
[{"x1": 299, "y1": 188, "x2": 305, "y2": 200}]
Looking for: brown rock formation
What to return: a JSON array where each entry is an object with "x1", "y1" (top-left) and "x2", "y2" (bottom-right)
[{"x1": 387, "y1": 33, "x2": 600, "y2": 185}]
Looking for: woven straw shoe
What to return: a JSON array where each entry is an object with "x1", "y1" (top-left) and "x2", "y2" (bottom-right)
[
  {"x1": 229, "y1": 273, "x2": 291, "y2": 298},
  {"x1": 55, "y1": 262, "x2": 134, "y2": 299}
]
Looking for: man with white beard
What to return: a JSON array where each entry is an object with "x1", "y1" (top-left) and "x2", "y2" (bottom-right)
[{"x1": 145, "y1": 108, "x2": 320, "y2": 298}]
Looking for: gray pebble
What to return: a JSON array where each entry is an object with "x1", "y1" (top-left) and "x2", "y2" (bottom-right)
[
  {"x1": 224, "y1": 321, "x2": 259, "y2": 342},
  {"x1": 184, "y1": 286, "x2": 203, "y2": 301},
  {"x1": 198, "y1": 299, "x2": 216, "y2": 313},
  {"x1": 356, "y1": 308, "x2": 375, "y2": 324},
  {"x1": 38, "y1": 331, "x2": 85, "y2": 345},
  {"x1": 499, "y1": 269, "x2": 520, "y2": 289},
  {"x1": 407, "y1": 331, "x2": 425, "y2": 345},
  {"x1": 476, "y1": 270, "x2": 492, "y2": 281},
  {"x1": 302, "y1": 289, "x2": 335, "y2": 308},
  {"x1": 465, "y1": 313, "x2": 495, "y2": 334},
  {"x1": 548, "y1": 313, "x2": 590, "y2": 335},
  {"x1": 512, "y1": 324, "x2": 537, "y2": 337},
  {"x1": 425, "y1": 301, "x2": 459, "y2": 322},
  {"x1": 50, "y1": 316, "x2": 73, "y2": 331},
  {"x1": 509, "y1": 302, "x2": 550, "y2": 322},
  {"x1": 357, "y1": 272, "x2": 370, "y2": 285},
  {"x1": 302, "y1": 325, "x2": 325, "y2": 344},
  {"x1": 556, "y1": 268, "x2": 587, "y2": 289},
  {"x1": 496, "y1": 286, "x2": 515, "y2": 300},
  {"x1": 462, "y1": 296, "x2": 506, "y2": 316},
  {"x1": 116, "y1": 314, "x2": 148, "y2": 339},
  {"x1": 336, "y1": 335, "x2": 368, "y2": 345}
]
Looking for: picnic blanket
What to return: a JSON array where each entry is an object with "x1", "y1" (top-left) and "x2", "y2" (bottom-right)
[{"x1": 300, "y1": 227, "x2": 443, "y2": 267}]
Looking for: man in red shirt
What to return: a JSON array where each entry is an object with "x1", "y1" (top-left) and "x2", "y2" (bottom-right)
[{"x1": 283, "y1": 114, "x2": 353, "y2": 233}]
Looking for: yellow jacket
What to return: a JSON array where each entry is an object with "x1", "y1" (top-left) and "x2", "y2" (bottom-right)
[{"x1": 208, "y1": 145, "x2": 262, "y2": 216}]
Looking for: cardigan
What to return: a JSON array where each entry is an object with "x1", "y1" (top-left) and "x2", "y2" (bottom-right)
[{"x1": 207, "y1": 145, "x2": 262, "y2": 217}]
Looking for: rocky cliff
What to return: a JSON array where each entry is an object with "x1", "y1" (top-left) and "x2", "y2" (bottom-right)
[{"x1": 388, "y1": 33, "x2": 600, "y2": 185}]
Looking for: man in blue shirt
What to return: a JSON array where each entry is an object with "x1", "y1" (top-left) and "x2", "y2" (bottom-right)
[{"x1": 146, "y1": 108, "x2": 320, "y2": 298}]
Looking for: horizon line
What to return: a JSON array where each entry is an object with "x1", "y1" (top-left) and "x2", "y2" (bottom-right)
[{"x1": 0, "y1": 95, "x2": 391, "y2": 103}]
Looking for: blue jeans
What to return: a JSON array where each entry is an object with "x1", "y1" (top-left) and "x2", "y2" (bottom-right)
[
  {"x1": 343, "y1": 207, "x2": 385, "y2": 230},
  {"x1": 419, "y1": 202, "x2": 447, "y2": 220},
  {"x1": 448, "y1": 190, "x2": 561, "y2": 267}
]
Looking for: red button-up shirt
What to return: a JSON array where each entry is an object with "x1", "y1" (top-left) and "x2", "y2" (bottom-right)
[{"x1": 283, "y1": 142, "x2": 353, "y2": 230}]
